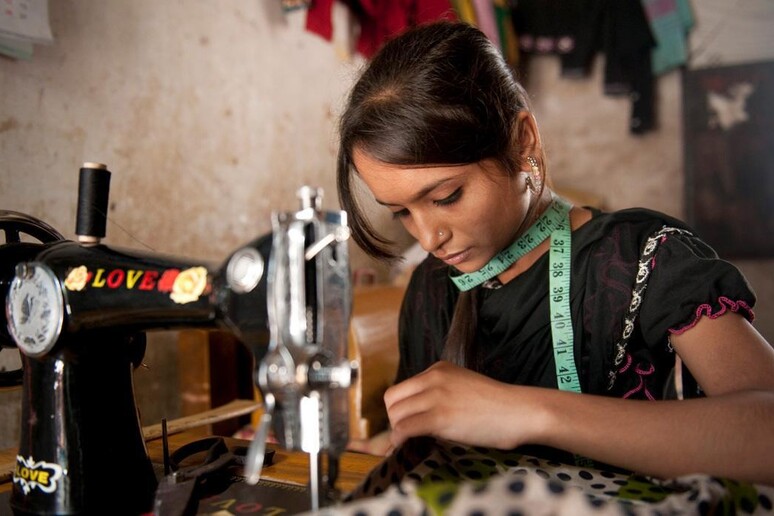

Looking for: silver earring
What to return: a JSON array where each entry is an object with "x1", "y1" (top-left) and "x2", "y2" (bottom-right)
[
  {"x1": 525, "y1": 174, "x2": 535, "y2": 192},
  {"x1": 526, "y1": 156, "x2": 542, "y2": 191},
  {"x1": 438, "y1": 230, "x2": 444, "y2": 237}
]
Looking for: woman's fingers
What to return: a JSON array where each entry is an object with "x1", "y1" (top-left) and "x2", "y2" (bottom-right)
[
  {"x1": 384, "y1": 361, "x2": 448, "y2": 409},
  {"x1": 384, "y1": 362, "x2": 474, "y2": 447},
  {"x1": 386, "y1": 377, "x2": 445, "y2": 421},
  {"x1": 383, "y1": 361, "x2": 535, "y2": 450},
  {"x1": 389, "y1": 410, "x2": 434, "y2": 448}
]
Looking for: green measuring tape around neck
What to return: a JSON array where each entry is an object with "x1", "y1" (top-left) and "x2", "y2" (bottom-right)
[
  {"x1": 546, "y1": 205, "x2": 581, "y2": 393},
  {"x1": 548, "y1": 214, "x2": 592, "y2": 467},
  {"x1": 450, "y1": 197, "x2": 572, "y2": 291},
  {"x1": 448, "y1": 196, "x2": 582, "y2": 393}
]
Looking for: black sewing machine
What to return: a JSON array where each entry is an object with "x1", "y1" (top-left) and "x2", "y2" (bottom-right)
[{"x1": 0, "y1": 163, "x2": 356, "y2": 515}]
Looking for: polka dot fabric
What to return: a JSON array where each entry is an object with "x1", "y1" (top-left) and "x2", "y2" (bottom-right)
[{"x1": 313, "y1": 439, "x2": 774, "y2": 515}]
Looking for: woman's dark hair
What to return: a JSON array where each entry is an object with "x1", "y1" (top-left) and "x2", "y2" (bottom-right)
[
  {"x1": 337, "y1": 20, "x2": 533, "y2": 262},
  {"x1": 337, "y1": 21, "x2": 534, "y2": 369}
]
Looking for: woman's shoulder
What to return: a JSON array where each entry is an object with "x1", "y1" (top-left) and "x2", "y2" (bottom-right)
[
  {"x1": 575, "y1": 207, "x2": 698, "y2": 256},
  {"x1": 585, "y1": 207, "x2": 693, "y2": 236}
]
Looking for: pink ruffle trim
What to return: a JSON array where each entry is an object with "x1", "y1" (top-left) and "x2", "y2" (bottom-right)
[
  {"x1": 619, "y1": 356, "x2": 656, "y2": 400},
  {"x1": 668, "y1": 297, "x2": 755, "y2": 336}
]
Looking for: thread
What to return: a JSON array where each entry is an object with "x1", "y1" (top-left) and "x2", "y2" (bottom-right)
[{"x1": 76, "y1": 162, "x2": 111, "y2": 241}]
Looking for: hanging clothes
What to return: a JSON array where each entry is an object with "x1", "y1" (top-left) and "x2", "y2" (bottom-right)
[
  {"x1": 306, "y1": 0, "x2": 336, "y2": 41},
  {"x1": 510, "y1": 0, "x2": 583, "y2": 60},
  {"x1": 356, "y1": 0, "x2": 458, "y2": 57},
  {"x1": 450, "y1": 0, "x2": 518, "y2": 66},
  {"x1": 604, "y1": 0, "x2": 657, "y2": 134},
  {"x1": 493, "y1": 0, "x2": 519, "y2": 66},
  {"x1": 640, "y1": 0, "x2": 694, "y2": 75},
  {"x1": 305, "y1": 0, "x2": 457, "y2": 59},
  {"x1": 471, "y1": 0, "x2": 502, "y2": 49},
  {"x1": 512, "y1": 0, "x2": 656, "y2": 135},
  {"x1": 450, "y1": 0, "x2": 478, "y2": 25}
]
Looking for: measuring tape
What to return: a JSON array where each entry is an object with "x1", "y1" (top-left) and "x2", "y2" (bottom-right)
[
  {"x1": 547, "y1": 209, "x2": 581, "y2": 393},
  {"x1": 448, "y1": 197, "x2": 581, "y2": 392},
  {"x1": 449, "y1": 197, "x2": 592, "y2": 466},
  {"x1": 548, "y1": 213, "x2": 594, "y2": 467},
  {"x1": 450, "y1": 199, "x2": 571, "y2": 291}
]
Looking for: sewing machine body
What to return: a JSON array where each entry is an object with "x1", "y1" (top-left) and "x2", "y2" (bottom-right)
[{"x1": 0, "y1": 168, "x2": 354, "y2": 515}]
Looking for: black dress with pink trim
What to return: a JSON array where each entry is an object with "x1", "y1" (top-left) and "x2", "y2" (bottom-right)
[
  {"x1": 340, "y1": 209, "x2": 766, "y2": 515},
  {"x1": 396, "y1": 207, "x2": 756, "y2": 401}
]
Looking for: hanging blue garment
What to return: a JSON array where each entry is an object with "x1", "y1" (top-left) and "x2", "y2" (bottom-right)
[{"x1": 641, "y1": 0, "x2": 695, "y2": 75}]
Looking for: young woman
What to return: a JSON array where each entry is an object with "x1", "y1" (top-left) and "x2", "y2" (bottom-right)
[{"x1": 337, "y1": 21, "x2": 774, "y2": 487}]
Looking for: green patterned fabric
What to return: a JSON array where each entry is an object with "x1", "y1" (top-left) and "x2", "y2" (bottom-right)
[{"x1": 326, "y1": 439, "x2": 774, "y2": 515}]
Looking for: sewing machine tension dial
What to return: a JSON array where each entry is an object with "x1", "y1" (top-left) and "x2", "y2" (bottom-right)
[{"x1": 6, "y1": 262, "x2": 64, "y2": 357}]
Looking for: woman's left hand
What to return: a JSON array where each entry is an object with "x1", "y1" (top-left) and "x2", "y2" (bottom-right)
[{"x1": 383, "y1": 361, "x2": 545, "y2": 450}]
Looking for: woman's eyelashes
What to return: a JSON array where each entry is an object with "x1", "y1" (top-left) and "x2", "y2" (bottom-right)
[
  {"x1": 434, "y1": 187, "x2": 462, "y2": 207},
  {"x1": 392, "y1": 208, "x2": 410, "y2": 219},
  {"x1": 390, "y1": 188, "x2": 463, "y2": 219}
]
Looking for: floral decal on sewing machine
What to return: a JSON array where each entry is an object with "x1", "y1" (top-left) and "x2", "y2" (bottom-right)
[{"x1": 63, "y1": 265, "x2": 209, "y2": 304}]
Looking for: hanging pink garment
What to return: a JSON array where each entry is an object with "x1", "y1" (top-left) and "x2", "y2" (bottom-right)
[{"x1": 471, "y1": 0, "x2": 500, "y2": 49}]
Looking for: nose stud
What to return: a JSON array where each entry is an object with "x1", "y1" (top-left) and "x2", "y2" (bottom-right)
[{"x1": 438, "y1": 230, "x2": 444, "y2": 237}]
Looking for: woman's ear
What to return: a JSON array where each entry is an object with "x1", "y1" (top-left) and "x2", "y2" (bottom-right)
[{"x1": 514, "y1": 111, "x2": 542, "y2": 166}]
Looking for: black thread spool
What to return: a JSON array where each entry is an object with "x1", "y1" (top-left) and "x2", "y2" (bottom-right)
[{"x1": 75, "y1": 162, "x2": 111, "y2": 244}]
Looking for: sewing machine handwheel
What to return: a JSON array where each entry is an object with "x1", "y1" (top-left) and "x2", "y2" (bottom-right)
[
  {"x1": 0, "y1": 210, "x2": 65, "y2": 244},
  {"x1": 0, "y1": 210, "x2": 65, "y2": 386}
]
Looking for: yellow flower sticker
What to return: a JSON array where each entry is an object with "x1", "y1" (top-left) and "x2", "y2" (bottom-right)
[
  {"x1": 170, "y1": 266, "x2": 208, "y2": 304},
  {"x1": 64, "y1": 266, "x2": 89, "y2": 291}
]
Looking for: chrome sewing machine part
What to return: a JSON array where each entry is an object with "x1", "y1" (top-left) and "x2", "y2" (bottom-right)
[
  {"x1": 225, "y1": 246, "x2": 265, "y2": 294},
  {"x1": 243, "y1": 186, "x2": 356, "y2": 511}
]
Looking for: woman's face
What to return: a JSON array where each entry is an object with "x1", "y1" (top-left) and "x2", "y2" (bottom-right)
[{"x1": 353, "y1": 148, "x2": 532, "y2": 273}]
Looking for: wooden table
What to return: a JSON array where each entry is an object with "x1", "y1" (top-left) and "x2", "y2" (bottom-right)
[
  {"x1": 1, "y1": 432, "x2": 382, "y2": 497},
  {"x1": 147, "y1": 433, "x2": 382, "y2": 492}
]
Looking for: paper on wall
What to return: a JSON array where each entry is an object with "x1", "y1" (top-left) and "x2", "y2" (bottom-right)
[{"x1": 0, "y1": 0, "x2": 53, "y2": 45}]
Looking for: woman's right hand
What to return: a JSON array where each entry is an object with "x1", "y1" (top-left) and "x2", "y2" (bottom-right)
[{"x1": 383, "y1": 361, "x2": 548, "y2": 451}]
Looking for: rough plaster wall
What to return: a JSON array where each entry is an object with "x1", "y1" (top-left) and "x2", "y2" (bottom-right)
[
  {"x1": 1, "y1": 1, "x2": 772, "y2": 450},
  {"x1": 528, "y1": 57, "x2": 683, "y2": 216},
  {"x1": 0, "y1": 1, "x2": 363, "y2": 260}
]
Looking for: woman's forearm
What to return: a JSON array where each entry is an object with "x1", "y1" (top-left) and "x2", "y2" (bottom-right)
[{"x1": 529, "y1": 387, "x2": 774, "y2": 486}]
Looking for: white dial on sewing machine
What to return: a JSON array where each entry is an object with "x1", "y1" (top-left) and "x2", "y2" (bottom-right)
[{"x1": 6, "y1": 262, "x2": 64, "y2": 357}]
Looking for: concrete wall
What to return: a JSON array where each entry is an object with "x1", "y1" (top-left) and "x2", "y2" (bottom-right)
[{"x1": 1, "y1": 1, "x2": 772, "y2": 449}]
